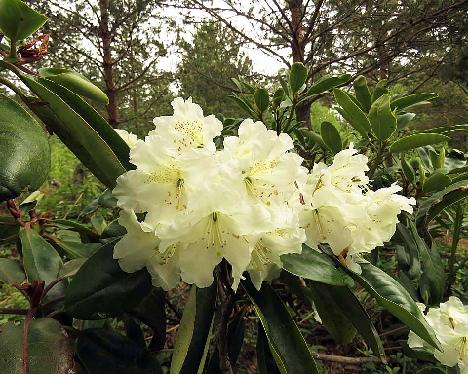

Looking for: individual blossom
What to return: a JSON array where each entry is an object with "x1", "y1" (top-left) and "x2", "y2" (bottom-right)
[
  {"x1": 221, "y1": 119, "x2": 307, "y2": 208},
  {"x1": 113, "y1": 209, "x2": 180, "y2": 290},
  {"x1": 408, "y1": 297, "x2": 468, "y2": 372},
  {"x1": 115, "y1": 129, "x2": 138, "y2": 149}
]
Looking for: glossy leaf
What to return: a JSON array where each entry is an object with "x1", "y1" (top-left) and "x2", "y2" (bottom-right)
[
  {"x1": 0, "y1": 318, "x2": 74, "y2": 374},
  {"x1": 58, "y1": 258, "x2": 86, "y2": 278},
  {"x1": 353, "y1": 75, "x2": 372, "y2": 112},
  {"x1": 39, "y1": 67, "x2": 108, "y2": 103},
  {"x1": 76, "y1": 328, "x2": 161, "y2": 374},
  {"x1": 50, "y1": 236, "x2": 101, "y2": 259},
  {"x1": 333, "y1": 89, "x2": 371, "y2": 137},
  {"x1": 243, "y1": 280, "x2": 319, "y2": 374},
  {"x1": 426, "y1": 184, "x2": 468, "y2": 223},
  {"x1": 52, "y1": 219, "x2": 99, "y2": 242},
  {"x1": 64, "y1": 239, "x2": 152, "y2": 319},
  {"x1": 345, "y1": 263, "x2": 440, "y2": 349},
  {"x1": 19, "y1": 226, "x2": 62, "y2": 284},
  {"x1": 369, "y1": 94, "x2": 397, "y2": 140},
  {"x1": 254, "y1": 88, "x2": 269, "y2": 113},
  {"x1": 0, "y1": 0, "x2": 47, "y2": 41},
  {"x1": 397, "y1": 113, "x2": 416, "y2": 130},
  {"x1": 0, "y1": 258, "x2": 25, "y2": 283},
  {"x1": 282, "y1": 245, "x2": 354, "y2": 287},
  {"x1": 422, "y1": 172, "x2": 451, "y2": 193},
  {"x1": 390, "y1": 93, "x2": 437, "y2": 111},
  {"x1": 0, "y1": 94, "x2": 50, "y2": 201},
  {"x1": 306, "y1": 74, "x2": 351, "y2": 96},
  {"x1": 256, "y1": 324, "x2": 281, "y2": 374},
  {"x1": 20, "y1": 75, "x2": 126, "y2": 188},
  {"x1": 171, "y1": 284, "x2": 217, "y2": 374},
  {"x1": 289, "y1": 62, "x2": 308, "y2": 94},
  {"x1": 320, "y1": 121, "x2": 342, "y2": 154},
  {"x1": 401, "y1": 157, "x2": 416, "y2": 183},
  {"x1": 389, "y1": 133, "x2": 449, "y2": 154},
  {"x1": 36, "y1": 77, "x2": 131, "y2": 169}
]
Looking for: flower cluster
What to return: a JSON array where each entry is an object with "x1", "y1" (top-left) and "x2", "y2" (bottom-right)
[
  {"x1": 408, "y1": 297, "x2": 468, "y2": 372},
  {"x1": 112, "y1": 97, "x2": 414, "y2": 290},
  {"x1": 300, "y1": 147, "x2": 415, "y2": 271}
]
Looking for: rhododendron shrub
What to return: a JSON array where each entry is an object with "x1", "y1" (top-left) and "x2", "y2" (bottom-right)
[{"x1": 0, "y1": 1, "x2": 466, "y2": 373}]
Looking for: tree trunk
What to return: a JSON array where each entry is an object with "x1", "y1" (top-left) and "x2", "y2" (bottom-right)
[
  {"x1": 98, "y1": 0, "x2": 119, "y2": 128},
  {"x1": 288, "y1": 0, "x2": 311, "y2": 128}
]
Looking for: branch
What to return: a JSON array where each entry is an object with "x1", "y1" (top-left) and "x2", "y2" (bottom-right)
[
  {"x1": 304, "y1": 0, "x2": 326, "y2": 39},
  {"x1": 0, "y1": 308, "x2": 28, "y2": 315},
  {"x1": 115, "y1": 58, "x2": 159, "y2": 92},
  {"x1": 313, "y1": 352, "x2": 384, "y2": 364}
]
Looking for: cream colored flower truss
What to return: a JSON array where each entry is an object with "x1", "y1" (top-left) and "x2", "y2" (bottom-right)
[
  {"x1": 113, "y1": 97, "x2": 414, "y2": 290},
  {"x1": 300, "y1": 145, "x2": 415, "y2": 272},
  {"x1": 408, "y1": 297, "x2": 468, "y2": 373}
]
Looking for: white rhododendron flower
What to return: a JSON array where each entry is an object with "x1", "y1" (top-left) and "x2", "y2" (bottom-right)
[
  {"x1": 112, "y1": 97, "x2": 414, "y2": 290},
  {"x1": 408, "y1": 297, "x2": 468, "y2": 372},
  {"x1": 115, "y1": 129, "x2": 138, "y2": 149},
  {"x1": 300, "y1": 145, "x2": 415, "y2": 272}
]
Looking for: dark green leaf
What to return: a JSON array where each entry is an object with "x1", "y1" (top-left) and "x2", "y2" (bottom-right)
[
  {"x1": 300, "y1": 129, "x2": 326, "y2": 148},
  {"x1": 390, "y1": 93, "x2": 437, "y2": 111},
  {"x1": 0, "y1": 94, "x2": 50, "y2": 201},
  {"x1": 333, "y1": 89, "x2": 371, "y2": 137},
  {"x1": 131, "y1": 288, "x2": 167, "y2": 352},
  {"x1": 306, "y1": 74, "x2": 351, "y2": 96},
  {"x1": 353, "y1": 75, "x2": 372, "y2": 112},
  {"x1": 65, "y1": 239, "x2": 152, "y2": 319},
  {"x1": 19, "y1": 226, "x2": 62, "y2": 284},
  {"x1": 256, "y1": 323, "x2": 281, "y2": 374},
  {"x1": 39, "y1": 67, "x2": 108, "y2": 103},
  {"x1": 345, "y1": 263, "x2": 440, "y2": 350},
  {"x1": 422, "y1": 172, "x2": 451, "y2": 193},
  {"x1": 0, "y1": 0, "x2": 47, "y2": 41},
  {"x1": 320, "y1": 121, "x2": 342, "y2": 154},
  {"x1": 282, "y1": 245, "x2": 354, "y2": 287},
  {"x1": 101, "y1": 219, "x2": 127, "y2": 240},
  {"x1": 59, "y1": 258, "x2": 86, "y2": 278},
  {"x1": 0, "y1": 318, "x2": 74, "y2": 374},
  {"x1": 289, "y1": 62, "x2": 308, "y2": 94},
  {"x1": 0, "y1": 215, "x2": 19, "y2": 242},
  {"x1": 76, "y1": 328, "x2": 161, "y2": 374},
  {"x1": 389, "y1": 133, "x2": 449, "y2": 154},
  {"x1": 52, "y1": 219, "x2": 99, "y2": 242},
  {"x1": 36, "y1": 78, "x2": 131, "y2": 169},
  {"x1": 243, "y1": 280, "x2": 319, "y2": 374},
  {"x1": 254, "y1": 88, "x2": 269, "y2": 113},
  {"x1": 228, "y1": 94, "x2": 255, "y2": 117},
  {"x1": 401, "y1": 157, "x2": 416, "y2": 183},
  {"x1": 369, "y1": 94, "x2": 397, "y2": 140},
  {"x1": 171, "y1": 284, "x2": 217, "y2": 374},
  {"x1": 0, "y1": 258, "x2": 25, "y2": 283},
  {"x1": 19, "y1": 76, "x2": 125, "y2": 188},
  {"x1": 50, "y1": 236, "x2": 101, "y2": 259}
]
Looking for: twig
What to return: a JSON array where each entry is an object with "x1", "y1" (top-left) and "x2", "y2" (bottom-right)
[
  {"x1": 312, "y1": 352, "x2": 384, "y2": 364},
  {"x1": 0, "y1": 308, "x2": 28, "y2": 315},
  {"x1": 21, "y1": 308, "x2": 35, "y2": 374}
]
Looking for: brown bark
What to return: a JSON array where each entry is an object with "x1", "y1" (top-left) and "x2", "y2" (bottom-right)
[
  {"x1": 288, "y1": 0, "x2": 311, "y2": 127},
  {"x1": 98, "y1": 0, "x2": 119, "y2": 128}
]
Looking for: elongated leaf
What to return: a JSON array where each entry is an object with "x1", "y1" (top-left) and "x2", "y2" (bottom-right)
[
  {"x1": 397, "y1": 113, "x2": 416, "y2": 130},
  {"x1": 345, "y1": 263, "x2": 440, "y2": 349},
  {"x1": 333, "y1": 89, "x2": 371, "y2": 137},
  {"x1": 0, "y1": 94, "x2": 50, "y2": 201},
  {"x1": 320, "y1": 121, "x2": 342, "y2": 154},
  {"x1": 228, "y1": 94, "x2": 255, "y2": 117},
  {"x1": 0, "y1": 0, "x2": 47, "y2": 41},
  {"x1": 64, "y1": 239, "x2": 151, "y2": 319},
  {"x1": 243, "y1": 280, "x2": 319, "y2": 374},
  {"x1": 38, "y1": 68, "x2": 108, "y2": 103},
  {"x1": 50, "y1": 236, "x2": 101, "y2": 259},
  {"x1": 306, "y1": 74, "x2": 351, "y2": 96},
  {"x1": 36, "y1": 77, "x2": 132, "y2": 169},
  {"x1": 19, "y1": 75, "x2": 125, "y2": 188},
  {"x1": 19, "y1": 226, "x2": 62, "y2": 284},
  {"x1": 0, "y1": 258, "x2": 25, "y2": 283},
  {"x1": 369, "y1": 94, "x2": 397, "y2": 140},
  {"x1": 390, "y1": 93, "x2": 437, "y2": 111},
  {"x1": 389, "y1": 133, "x2": 449, "y2": 154},
  {"x1": 371, "y1": 80, "x2": 388, "y2": 102},
  {"x1": 353, "y1": 75, "x2": 372, "y2": 112},
  {"x1": 282, "y1": 245, "x2": 354, "y2": 287},
  {"x1": 421, "y1": 123, "x2": 468, "y2": 134},
  {"x1": 131, "y1": 289, "x2": 167, "y2": 351},
  {"x1": 52, "y1": 219, "x2": 99, "y2": 242},
  {"x1": 0, "y1": 318, "x2": 74, "y2": 374},
  {"x1": 256, "y1": 323, "x2": 281, "y2": 374},
  {"x1": 300, "y1": 129, "x2": 326, "y2": 148},
  {"x1": 171, "y1": 284, "x2": 217, "y2": 374},
  {"x1": 423, "y1": 172, "x2": 451, "y2": 193},
  {"x1": 76, "y1": 328, "x2": 160, "y2": 374},
  {"x1": 254, "y1": 88, "x2": 269, "y2": 113},
  {"x1": 401, "y1": 157, "x2": 416, "y2": 183},
  {"x1": 0, "y1": 216, "x2": 19, "y2": 242},
  {"x1": 58, "y1": 258, "x2": 86, "y2": 278},
  {"x1": 289, "y1": 62, "x2": 308, "y2": 94}
]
